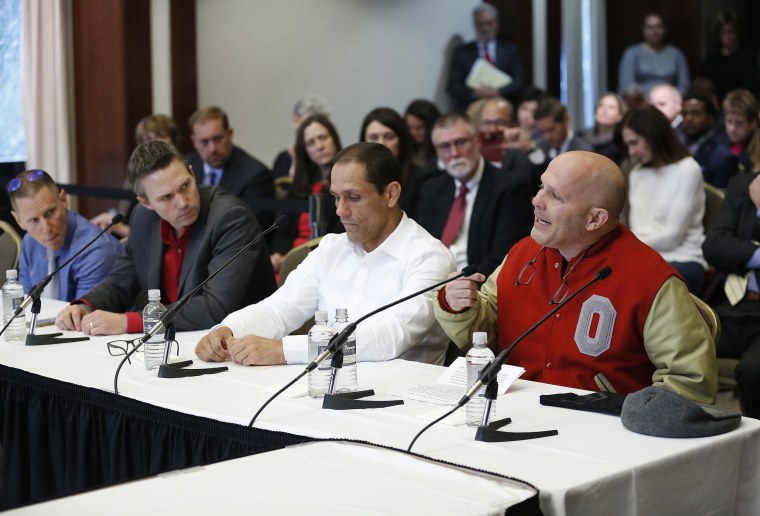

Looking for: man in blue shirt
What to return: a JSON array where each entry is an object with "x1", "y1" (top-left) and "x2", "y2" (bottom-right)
[{"x1": 9, "y1": 169, "x2": 122, "y2": 301}]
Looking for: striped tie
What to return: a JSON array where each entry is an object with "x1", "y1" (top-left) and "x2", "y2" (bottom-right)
[{"x1": 724, "y1": 272, "x2": 750, "y2": 306}]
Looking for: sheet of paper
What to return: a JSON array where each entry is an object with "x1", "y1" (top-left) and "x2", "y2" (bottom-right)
[
  {"x1": 437, "y1": 357, "x2": 524, "y2": 396},
  {"x1": 391, "y1": 383, "x2": 464, "y2": 406},
  {"x1": 465, "y1": 58, "x2": 512, "y2": 90}
]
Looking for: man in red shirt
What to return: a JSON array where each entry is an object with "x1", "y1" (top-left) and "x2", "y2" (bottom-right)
[
  {"x1": 56, "y1": 141, "x2": 276, "y2": 335},
  {"x1": 435, "y1": 151, "x2": 717, "y2": 403}
]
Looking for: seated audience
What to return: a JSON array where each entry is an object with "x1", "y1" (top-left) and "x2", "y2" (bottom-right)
[
  {"x1": 269, "y1": 114, "x2": 343, "y2": 274},
  {"x1": 404, "y1": 99, "x2": 440, "y2": 168},
  {"x1": 515, "y1": 86, "x2": 546, "y2": 134},
  {"x1": 621, "y1": 104, "x2": 707, "y2": 294},
  {"x1": 703, "y1": 167, "x2": 760, "y2": 419},
  {"x1": 617, "y1": 13, "x2": 690, "y2": 96},
  {"x1": 55, "y1": 141, "x2": 276, "y2": 335},
  {"x1": 648, "y1": 83, "x2": 686, "y2": 143},
  {"x1": 682, "y1": 92, "x2": 739, "y2": 188},
  {"x1": 718, "y1": 89, "x2": 758, "y2": 174},
  {"x1": 271, "y1": 95, "x2": 331, "y2": 179},
  {"x1": 9, "y1": 169, "x2": 121, "y2": 301},
  {"x1": 474, "y1": 96, "x2": 513, "y2": 165},
  {"x1": 435, "y1": 150, "x2": 717, "y2": 403},
  {"x1": 577, "y1": 92, "x2": 627, "y2": 163},
  {"x1": 195, "y1": 143, "x2": 456, "y2": 366},
  {"x1": 416, "y1": 112, "x2": 533, "y2": 277}
]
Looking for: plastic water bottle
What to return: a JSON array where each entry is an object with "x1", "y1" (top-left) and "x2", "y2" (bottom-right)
[
  {"x1": 142, "y1": 289, "x2": 167, "y2": 371},
  {"x1": 2, "y1": 269, "x2": 26, "y2": 342},
  {"x1": 331, "y1": 308, "x2": 357, "y2": 393},
  {"x1": 307, "y1": 310, "x2": 335, "y2": 398},
  {"x1": 466, "y1": 331, "x2": 496, "y2": 426}
]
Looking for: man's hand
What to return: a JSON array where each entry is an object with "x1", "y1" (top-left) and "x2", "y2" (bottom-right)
[
  {"x1": 195, "y1": 326, "x2": 233, "y2": 362},
  {"x1": 270, "y1": 252, "x2": 285, "y2": 273},
  {"x1": 444, "y1": 271, "x2": 487, "y2": 312},
  {"x1": 227, "y1": 335, "x2": 286, "y2": 366},
  {"x1": 750, "y1": 174, "x2": 760, "y2": 210},
  {"x1": 81, "y1": 310, "x2": 127, "y2": 335},
  {"x1": 56, "y1": 304, "x2": 89, "y2": 331},
  {"x1": 501, "y1": 127, "x2": 535, "y2": 152}
]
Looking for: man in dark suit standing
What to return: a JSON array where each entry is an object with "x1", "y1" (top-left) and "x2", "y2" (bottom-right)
[
  {"x1": 446, "y1": 4, "x2": 525, "y2": 111},
  {"x1": 187, "y1": 106, "x2": 275, "y2": 227},
  {"x1": 55, "y1": 141, "x2": 276, "y2": 335},
  {"x1": 703, "y1": 172, "x2": 760, "y2": 419},
  {"x1": 416, "y1": 113, "x2": 533, "y2": 277}
]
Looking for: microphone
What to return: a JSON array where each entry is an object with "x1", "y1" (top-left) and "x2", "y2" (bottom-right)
[
  {"x1": 459, "y1": 266, "x2": 612, "y2": 406},
  {"x1": 249, "y1": 264, "x2": 479, "y2": 425},
  {"x1": 113, "y1": 215, "x2": 286, "y2": 394},
  {"x1": 407, "y1": 265, "x2": 611, "y2": 451},
  {"x1": 0, "y1": 214, "x2": 124, "y2": 337}
]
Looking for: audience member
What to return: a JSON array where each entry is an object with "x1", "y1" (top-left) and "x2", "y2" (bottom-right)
[
  {"x1": 271, "y1": 96, "x2": 330, "y2": 179},
  {"x1": 404, "y1": 99, "x2": 440, "y2": 168},
  {"x1": 718, "y1": 89, "x2": 758, "y2": 174},
  {"x1": 474, "y1": 97, "x2": 513, "y2": 164},
  {"x1": 434, "y1": 150, "x2": 717, "y2": 402},
  {"x1": 703, "y1": 170, "x2": 760, "y2": 418},
  {"x1": 195, "y1": 143, "x2": 456, "y2": 366},
  {"x1": 621, "y1": 105, "x2": 707, "y2": 294},
  {"x1": 515, "y1": 86, "x2": 546, "y2": 134},
  {"x1": 187, "y1": 106, "x2": 275, "y2": 227},
  {"x1": 649, "y1": 83, "x2": 685, "y2": 143},
  {"x1": 617, "y1": 13, "x2": 690, "y2": 96},
  {"x1": 416, "y1": 112, "x2": 533, "y2": 277},
  {"x1": 270, "y1": 114, "x2": 343, "y2": 274},
  {"x1": 359, "y1": 107, "x2": 426, "y2": 216},
  {"x1": 90, "y1": 114, "x2": 180, "y2": 238},
  {"x1": 682, "y1": 92, "x2": 738, "y2": 188},
  {"x1": 55, "y1": 141, "x2": 277, "y2": 335},
  {"x1": 447, "y1": 4, "x2": 525, "y2": 110},
  {"x1": 577, "y1": 92, "x2": 627, "y2": 163},
  {"x1": 9, "y1": 170, "x2": 121, "y2": 301},
  {"x1": 701, "y1": 12, "x2": 759, "y2": 104}
]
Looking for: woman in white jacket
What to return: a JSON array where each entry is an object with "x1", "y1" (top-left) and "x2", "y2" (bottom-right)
[{"x1": 621, "y1": 104, "x2": 708, "y2": 294}]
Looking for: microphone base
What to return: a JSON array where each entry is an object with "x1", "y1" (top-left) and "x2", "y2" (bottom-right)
[
  {"x1": 158, "y1": 361, "x2": 228, "y2": 378},
  {"x1": 475, "y1": 416, "x2": 558, "y2": 443},
  {"x1": 322, "y1": 389, "x2": 404, "y2": 410},
  {"x1": 25, "y1": 333, "x2": 90, "y2": 346}
]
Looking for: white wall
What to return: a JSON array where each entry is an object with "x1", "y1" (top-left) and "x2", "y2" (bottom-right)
[{"x1": 195, "y1": 0, "x2": 479, "y2": 166}]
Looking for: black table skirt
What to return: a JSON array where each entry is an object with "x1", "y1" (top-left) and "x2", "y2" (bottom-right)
[{"x1": 0, "y1": 364, "x2": 313, "y2": 510}]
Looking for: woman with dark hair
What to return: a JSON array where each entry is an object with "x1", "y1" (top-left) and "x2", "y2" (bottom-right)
[
  {"x1": 270, "y1": 114, "x2": 343, "y2": 274},
  {"x1": 404, "y1": 99, "x2": 440, "y2": 167},
  {"x1": 578, "y1": 92, "x2": 626, "y2": 163},
  {"x1": 621, "y1": 104, "x2": 707, "y2": 293},
  {"x1": 360, "y1": 107, "x2": 430, "y2": 216}
]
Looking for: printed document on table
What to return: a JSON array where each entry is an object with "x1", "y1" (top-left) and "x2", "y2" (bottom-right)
[{"x1": 465, "y1": 58, "x2": 512, "y2": 90}]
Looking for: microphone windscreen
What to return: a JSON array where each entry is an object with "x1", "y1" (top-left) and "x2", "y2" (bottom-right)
[
  {"x1": 596, "y1": 266, "x2": 612, "y2": 279},
  {"x1": 274, "y1": 214, "x2": 288, "y2": 228},
  {"x1": 111, "y1": 213, "x2": 125, "y2": 225},
  {"x1": 461, "y1": 264, "x2": 478, "y2": 277}
]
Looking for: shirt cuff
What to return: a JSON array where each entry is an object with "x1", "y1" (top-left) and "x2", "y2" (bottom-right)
[
  {"x1": 746, "y1": 247, "x2": 760, "y2": 270},
  {"x1": 126, "y1": 312, "x2": 143, "y2": 333},
  {"x1": 282, "y1": 334, "x2": 308, "y2": 364},
  {"x1": 73, "y1": 299, "x2": 94, "y2": 313},
  {"x1": 437, "y1": 287, "x2": 471, "y2": 314}
]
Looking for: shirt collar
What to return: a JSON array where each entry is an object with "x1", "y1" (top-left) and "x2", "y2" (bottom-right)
[
  {"x1": 343, "y1": 212, "x2": 410, "y2": 260},
  {"x1": 159, "y1": 218, "x2": 193, "y2": 245}
]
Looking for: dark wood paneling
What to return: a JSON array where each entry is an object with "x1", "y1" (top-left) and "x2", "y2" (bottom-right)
[
  {"x1": 170, "y1": 0, "x2": 197, "y2": 154},
  {"x1": 72, "y1": 0, "x2": 151, "y2": 218}
]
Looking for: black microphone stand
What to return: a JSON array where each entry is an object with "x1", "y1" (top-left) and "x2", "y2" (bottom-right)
[{"x1": 407, "y1": 267, "x2": 612, "y2": 451}]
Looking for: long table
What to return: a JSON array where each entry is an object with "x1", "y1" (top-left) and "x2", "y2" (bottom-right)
[{"x1": 2, "y1": 308, "x2": 760, "y2": 515}]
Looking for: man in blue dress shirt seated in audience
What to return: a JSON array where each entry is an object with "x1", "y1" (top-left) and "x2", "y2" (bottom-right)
[
  {"x1": 9, "y1": 169, "x2": 122, "y2": 301},
  {"x1": 55, "y1": 141, "x2": 276, "y2": 335},
  {"x1": 195, "y1": 142, "x2": 456, "y2": 366}
]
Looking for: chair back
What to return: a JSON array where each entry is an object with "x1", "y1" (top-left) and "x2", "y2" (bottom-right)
[
  {"x1": 703, "y1": 183, "x2": 725, "y2": 234},
  {"x1": 278, "y1": 237, "x2": 322, "y2": 288},
  {"x1": 0, "y1": 220, "x2": 22, "y2": 272}
]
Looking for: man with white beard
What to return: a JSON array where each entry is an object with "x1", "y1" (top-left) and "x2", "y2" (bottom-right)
[{"x1": 415, "y1": 112, "x2": 534, "y2": 276}]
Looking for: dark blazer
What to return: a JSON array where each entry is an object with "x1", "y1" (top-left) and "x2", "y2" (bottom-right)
[
  {"x1": 693, "y1": 132, "x2": 740, "y2": 189},
  {"x1": 187, "y1": 145, "x2": 275, "y2": 224},
  {"x1": 702, "y1": 172, "x2": 759, "y2": 303},
  {"x1": 83, "y1": 187, "x2": 277, "y2": 331},
  {"x1": 416, "y1": 160, "x2": 534, "y2": 276},
  {"x1": 447, "y1": 40, "x2": 525, "y2": 110}
]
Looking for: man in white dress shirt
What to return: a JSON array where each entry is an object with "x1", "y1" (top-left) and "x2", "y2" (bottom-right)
[{"x1": 195, "y1": 142, "x2": 456, "y2": 366}]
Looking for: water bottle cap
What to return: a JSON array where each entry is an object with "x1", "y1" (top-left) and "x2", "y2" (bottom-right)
[
  {"x1": 335, "y1": 307, "x2": 348, "y2": 319},
  {"x1": 148, "y1": 289, "x2": 161, "y2": 300},
  {"x1": 472, "y1": 332, "x2": 487, "y2": 345},
  {"x1": 315, "y1": 309, "x2": 328, "y2": 322},
  {"x1": 6, "y1": 269, "x2": 18, "y2": 280}
]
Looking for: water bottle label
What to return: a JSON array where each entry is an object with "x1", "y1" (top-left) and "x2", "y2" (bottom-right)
[
  {"x1": 11, "y1": 297, "x2": 22, "y2": 311},
  {"x1": 316, "y1": 344, "x2": 331, "y2": 370},
  {"x1": 343, "y1": 341, "x2": 356, "y2": 355}
]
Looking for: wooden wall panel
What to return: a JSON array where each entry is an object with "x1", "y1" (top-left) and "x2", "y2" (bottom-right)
[{"x1": 170, "y1": 0, "x2": 197, "y2": 154}]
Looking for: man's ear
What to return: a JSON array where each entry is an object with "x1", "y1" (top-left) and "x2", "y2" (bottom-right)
[
  {"x1": 386, "y1": 181, "x2": 401, "y2": 208},
  {"x1": 586, "y1": 207, "x2": 609, "y2": 231},
  {"x1": 11, "y1": 209, "x2": 21, "y2": 228},
  {"x1": 59, "y1": 189, "x2": 68, "y2": 210},
  {"x1": 136, "y1": 195, "x2": 154, "y2": 211}
]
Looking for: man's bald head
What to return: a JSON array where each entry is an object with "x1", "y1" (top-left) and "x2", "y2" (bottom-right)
[{"x1": 554, "y1": 151, "x2": 625, "y2": 223}]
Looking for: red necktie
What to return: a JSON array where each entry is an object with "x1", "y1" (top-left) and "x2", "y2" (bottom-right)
[
  {"x1": 484, "y1": 45, "x2": 494, "y2": 64},
  {"x1": 441, "y1": 183, "x2": 468, "y2": 247}
]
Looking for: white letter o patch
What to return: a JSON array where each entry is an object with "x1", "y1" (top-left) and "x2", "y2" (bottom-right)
[{"x1": 574, "y1": 295, "x2": 616, "y2": 357}]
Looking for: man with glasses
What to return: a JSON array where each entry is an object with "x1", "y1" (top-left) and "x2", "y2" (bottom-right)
[
  {"x1": 416, "y1": 112, "x2": 533, "y2": 277},
  {"x1": 434, "y1": 151, "x2": 717, "y2": 403},
  {"x1": 187, "y1": 106, "x2": 274, "y2": 227},
  {"x1": 55, "y1": 141, "x2": 277, "y2": 335},
  {"x1": 8, "y1": 169, "x2": 122, "y2": 301}
]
